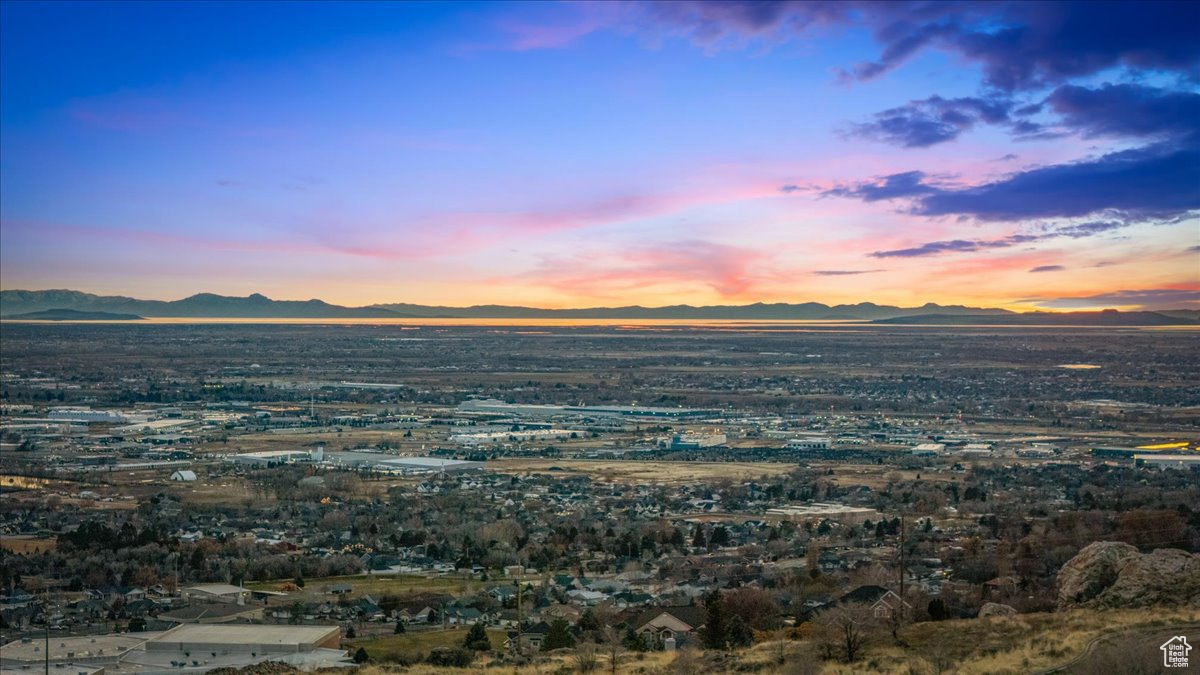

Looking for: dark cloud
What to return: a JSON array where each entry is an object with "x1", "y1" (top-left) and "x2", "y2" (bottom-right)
[
  {"x1": 631, "y1": 3, "x2": 1200, "y2": 90},
  {"x1": 848, "y1": 95, "x2": 1023, "y2": 147},
  {"x1": 812, "y1": 269, "x2": 883, "y2": 276},
  {"x1": 853, "y1": 83, "x2": 1200, "y2": 148},
  {"x1": 913, "y1": 142, "x2": 1200, "y2": 221},
  {"x1": 947, "y1": 2, "x2": 1200, "y2": 92},
  {"x1": 870, "y1": 235, "x2": 1039, "y2": 259},
  {"x1": 842, "y1": 2, "x2": 1200, "y2": 92},
  {"x1": 831, "y1": 141, "x2": 1200, "y2": 222},
  {"x1": 1052, "y1": 221, "x2": 1126, "y2": 238},
  {"x1": 1029, "y1": 265, "x2": 1064, "y2": 273},
  {"x1": 869, "y1": 220, "x2": 1134, "y2": 259},
  {"x1": 1188, "y1": 245, "x2": 1200, "y2": 253},
  {"x1": 1028, "y1": 288, "x2": 1200, "y2": 310},
  {"x1": 822, "y1": 171, "x2": 940, "y2": 202},
  {"x1": 1047, "y1": 84, "x2": 1200, "y2": 140}
]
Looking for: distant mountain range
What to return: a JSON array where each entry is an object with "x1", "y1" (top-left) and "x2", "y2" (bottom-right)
[
  {"x1": 6, "y1": 308, "x2": 145, "y2": 321},
  {"x1": 1, "y1": 289, "x2": 1196, "y2": 324},
  {"x1": 872, "y1": 310, "x2": 1199, "y2": 326},
  {"x1": 0, "y1": 290, "x2": 399, "y2": 318},
  {"x1": 371, "y1": 300, "x2": 1014, "y2": 320}
]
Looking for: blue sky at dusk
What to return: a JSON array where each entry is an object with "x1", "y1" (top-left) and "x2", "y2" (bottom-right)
[{"x1": 2, "y1": 1, "x2": 1197, "y2": 309}]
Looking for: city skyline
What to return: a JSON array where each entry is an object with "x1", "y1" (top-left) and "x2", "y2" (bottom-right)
[{"x1": 2, "y1": 1, "x2": 1198, "y2": 311}]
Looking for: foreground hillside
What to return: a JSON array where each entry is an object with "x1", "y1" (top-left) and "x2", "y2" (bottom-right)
[{"x1": 220, "y1": 607, "x2": 1196, "y2": 674}]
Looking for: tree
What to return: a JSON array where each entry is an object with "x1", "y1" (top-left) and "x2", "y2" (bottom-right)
[
  {"x1": 814, "y1": 602, "x2": 874, "y2": 663},
  {"x1": 128, "y1": 617, "x2": 147, "y2": 632},
  {"x1": 394, "y1": 620, "x2": 406, "y2": 634},
  {"x1": 691, "y1": 527, "x2": 707, "y2": 550},
  {"x1": 709, "y1": 526, "x2": 731, "y2": 548},
  {"x1": 727, "y1": 615, "x2": 753, "y2": 648},
  {"x1": 352, "y1": 648, "x2": 369, "y2": 664},
  {"x1": 623, "y1": 627, "x2": 650, "y2": 652},
  {"x1": 723, "y1": 587, "x2": 781, "y2": 630},
  {"x1": 578, "y1": 608, "x2": 600, "y2": 631},
  {"x1": 346, "y1": 626, "x2": 356, "y2": 639},
  {"x1": 462, "y1": 622, "x2": 491, "y2": 651},
  {"x1": 927, "y1": 598, "x2": 949, "y2": 621},
  {"x1": 700, "y1": 590, "x2": 728, "y2": 650},
  {"x1": 542, "y1": 618, "x2": 576, "y2": 651}
]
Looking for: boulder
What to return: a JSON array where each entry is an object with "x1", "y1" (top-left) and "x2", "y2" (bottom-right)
[
  {"x1": 1057, "y1": 541, "x2": 1200, "y2": 610},
  {"x1": 978, "y1": 602, "x2": 1017, "y2": 617}
]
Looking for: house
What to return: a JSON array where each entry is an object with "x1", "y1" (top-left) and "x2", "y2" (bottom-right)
[
  {"x1": 447, "y1": 606, "x2": 483, "y2": 625},
  {"x1": 353, "y1": 596, "x2": 385, "y2": 621},
  {"x1": 328, "y1": 582, "x2": 353, "y2": 595},
  {"x1": 539, "y1": 603, "x2": 582, "y2": 623},
  {"x1": 566, "y1": 589, "x2": 608, "y2": 605},
  {"x1": 486, "y1": 586, "x2": 517, "y2": 603},
  {"x1": 170, "y1": 470, "x2": 198, "y2": 481},
  {"x1": 1161, "y1": 636, "x2": 1191, "y2": 668},
  {"x1": 981, "y1": 576, "x2": 1017, "y2": 599},
  {"x1": 99, "y1": 586, "x2": 147, "y2": 603},
  {"x1": 506, "y1": 621, "x2": 551, "y2": 651},
  {"x1": 630, "y1": 606, "x2": 706, "y2": 644},
  {"x1": 393, "y1": 605, "x2": 435, "y2": 624},
  {"x1": 821, "y1": 585, "x2": 912, "y2": 620}
]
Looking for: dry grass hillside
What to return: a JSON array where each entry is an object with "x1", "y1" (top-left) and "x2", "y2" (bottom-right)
[{"x1": 308, "y1": 607, "x2": 1200, "y2": 675}]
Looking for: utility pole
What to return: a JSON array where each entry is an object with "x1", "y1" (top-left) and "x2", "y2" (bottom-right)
[
  {"x1": 43, "y1": 588, "x2": 50, "y2": 675},
  {"x1": 515, "y1": 580, "x2": 523, "y2": 656},
  {"x1": 898, "y1": 515, "x2": 906, "y2": 621}
]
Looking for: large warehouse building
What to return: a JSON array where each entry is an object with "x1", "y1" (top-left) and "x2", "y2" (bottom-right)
[{"x1": 0, "y1": 624, "x2": 349, "y2": 673}]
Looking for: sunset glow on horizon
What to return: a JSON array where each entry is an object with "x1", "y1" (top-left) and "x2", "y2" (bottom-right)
[{"x1": 2, "y1": 1, "x2": 1197, "y2": 311}]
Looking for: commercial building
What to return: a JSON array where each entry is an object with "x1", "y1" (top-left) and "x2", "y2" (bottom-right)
[
  {"x1": 787, "y1": 434, "x2": 831, "y2": 450},
  {"x1": 765, "y1": 503, "x2": 880, "y2": 525},
  {"x1": 0, "y1": 625, "x2": 349, "y2": 673},
  {"x1": 47, "y1": 408, "x2": 127, "y2": 423},
  {"x1": 669, "y1": 433, "x2": 727, "y2": 450},
  {"x1": 1134, "y1": 454, "x2": 1200, "y2": 470},
  {"x1": 451, "y1": 429, "x2": 568, "y2": 445},
  {"x1": 458, "y1": 399, "x2": 720, "y2": 420},
  {"x1": 227, "y1": 448, "x2": 482, "y2": 474}
]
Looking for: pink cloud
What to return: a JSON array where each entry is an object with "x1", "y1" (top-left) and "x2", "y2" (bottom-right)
[{"x1": 515, "y1": 239, "x2": 770, "y2": 299}]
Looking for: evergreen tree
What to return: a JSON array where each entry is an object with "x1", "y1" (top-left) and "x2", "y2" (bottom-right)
[
  {"x1": 542, "y1": 618, "x2": 576, "y2": 651},
  {"x1": 691, "y1": 527, "x2": 707, "y2": 550},
  {"x1": 623, "y1": 627, "x2": 651, "y2": 652},
  {"x1": 352, "y1": 648, "x2": 369, "y2": 664},
  {"x1": 710, "y1": 526, "x2": 731, "y2": 547},
  {"x1": 462, "y1": 622, "x2": 491, "y2": 651},
  {"x1": 578, "y1": 608, "x2": 600, "y2": 631},
  {"x1": 700, "y1": 590, "x2": 728, "y2": 650},
  {"x1": 727, "y1": 615, "x2": 753, "y2": 648},
  {"x1": 394, "y1": 620, "x2": 406, "y2": 634}
]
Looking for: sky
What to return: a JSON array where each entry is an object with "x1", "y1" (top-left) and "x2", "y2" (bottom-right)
[{"x1": 1, "y1": 0, "x2": 1198, "y2": 310}]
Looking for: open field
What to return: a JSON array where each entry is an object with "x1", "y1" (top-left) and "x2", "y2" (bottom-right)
[
  {"x1": 348, "y1": 628, "x2": 508, "y2": 662},
  {"x1": 834, "y1": 607, "x2": 1200, "y2": 674},
  {"x1": 244, "y1": 573, "x2": 483, "y2": 598},
  {"x1": 489, "y1": 458, "x2": 797, "y2": 484},
  {"x1": 0, "y1": 535, "x2": 57, "y2": 554},
  {"x1": 344, "y1": 608, "x2": 1200, "y2": 673}
]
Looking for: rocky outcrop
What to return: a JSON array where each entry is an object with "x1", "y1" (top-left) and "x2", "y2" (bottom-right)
[
  {"x1": 1057, "y1": 541, "x2": 1200, "y2": 609},
  {"x1": 978, "y1": 602, "x2": 1017, "y2": 617}
]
